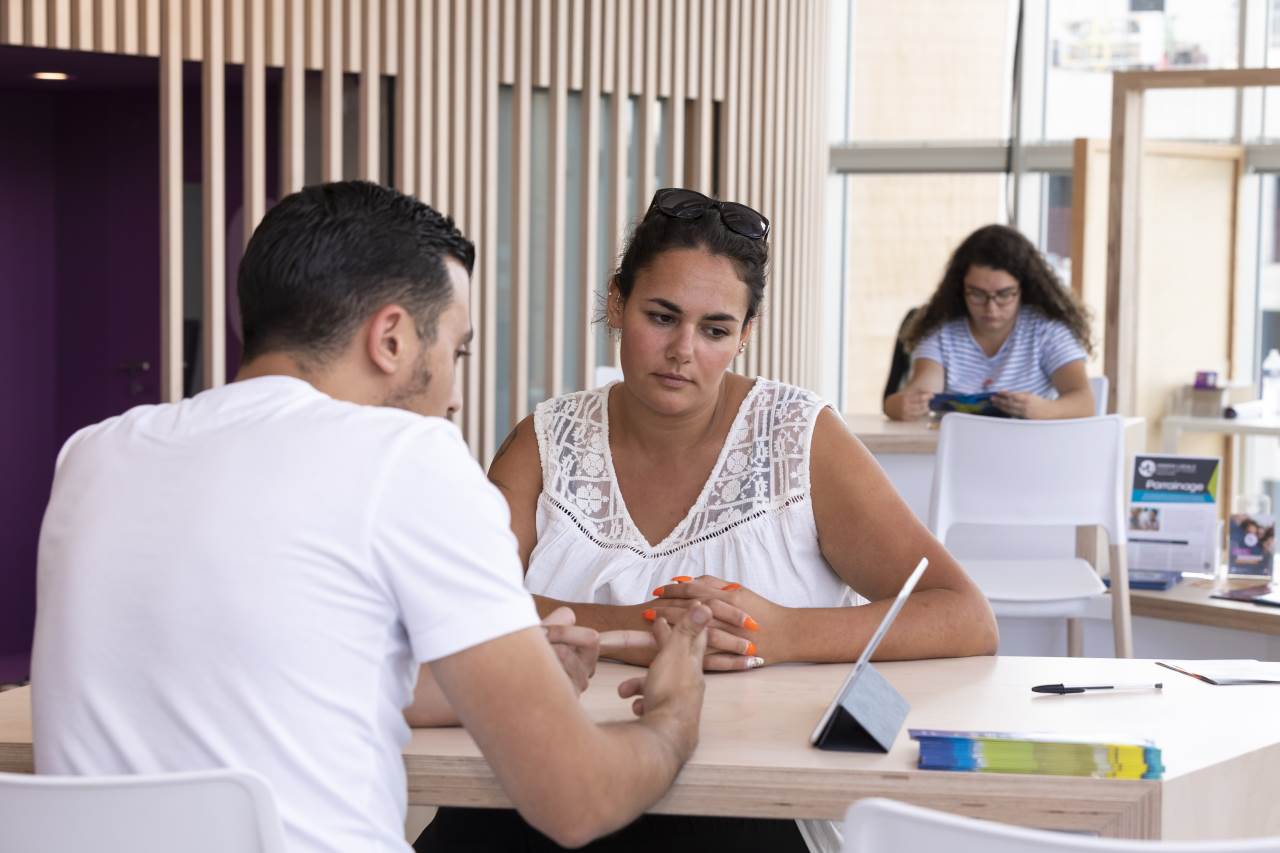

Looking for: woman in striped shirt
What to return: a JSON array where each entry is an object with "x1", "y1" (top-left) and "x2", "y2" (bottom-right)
[{"x1": 883, "y1": 224, "x2": 1096, "y2": 421}]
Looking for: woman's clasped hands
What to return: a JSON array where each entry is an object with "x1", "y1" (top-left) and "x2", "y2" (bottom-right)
[{"x1": 642, "y1": 574, "x2": 792, "y2": 671}]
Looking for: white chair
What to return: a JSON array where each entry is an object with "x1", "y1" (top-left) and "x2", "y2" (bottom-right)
[
  {"x1": 928, "y1": 413, "x2": 1133, "y2": 657},
  {"x1": 0, "y1": 768, "x2": 287, "y2": 852},
  {"x1": 843, "y1": 798, "x2": 1280, "y2": 852},
  {"x1": 1089, "y1": 375, "x2": 1109, "y2": 416}
]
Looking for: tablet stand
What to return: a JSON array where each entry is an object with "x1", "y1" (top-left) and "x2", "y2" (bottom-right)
[{"x1": 812, "y1": 663, "x2": 909, "y2": 752}]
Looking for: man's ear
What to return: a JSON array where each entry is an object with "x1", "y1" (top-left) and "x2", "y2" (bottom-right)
[
  {"x1": 606, "y1": 280, "x2": 624, "y2": 329},
  {"x1": 365, "y1": 304, "x2": 414, "y2": 376}
]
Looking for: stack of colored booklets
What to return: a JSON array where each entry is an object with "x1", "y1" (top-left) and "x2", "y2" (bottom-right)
[{"x1": 909, "y1": 729, "x2": 1163, "y2": 780}]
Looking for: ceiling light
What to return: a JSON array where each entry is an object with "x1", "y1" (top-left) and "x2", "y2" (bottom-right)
[{"x1": 32, "y1": 71, "x2": 71, "y2": 81}]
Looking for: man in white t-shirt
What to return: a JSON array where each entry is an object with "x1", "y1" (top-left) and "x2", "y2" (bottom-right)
[{"x1": 31, "y1": 181, "x2": 710, "y2": 852}]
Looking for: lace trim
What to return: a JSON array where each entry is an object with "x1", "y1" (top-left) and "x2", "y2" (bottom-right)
[{"x1": 544, "y1": 490, "x2": 811, "y2": 559}]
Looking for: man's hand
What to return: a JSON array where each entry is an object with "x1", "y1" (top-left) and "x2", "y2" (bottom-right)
[
  {"x1": 616, "y1": 605, "x2": 710, "y2": 762},
  {"x1": 542, "y1": 607, "x2": 600, "y2": 694}
]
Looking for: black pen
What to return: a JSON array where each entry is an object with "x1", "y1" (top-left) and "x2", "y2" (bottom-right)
[{"x1": 1032, "y1": 682, "x2": 1163, "y2": 695}]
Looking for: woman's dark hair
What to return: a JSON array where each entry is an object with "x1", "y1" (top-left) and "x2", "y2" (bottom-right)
[
  {"x1": 611, "y1": 198, "x2": 769, "y2": 324},
  {"x1": 238, "y1": 180, "x2": 474, "y2": 363},
  {"x1": 902, "y1": 224, "x2": 1093, "y2": 354}
]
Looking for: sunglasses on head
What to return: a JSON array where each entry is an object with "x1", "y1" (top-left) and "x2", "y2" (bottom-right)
[{"x1": 646, "y1": 188, "x2": 771, "y2": 240}]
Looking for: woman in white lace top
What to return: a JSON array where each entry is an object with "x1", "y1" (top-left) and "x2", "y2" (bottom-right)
[
  {"x1": 423, "y1": 194, "x2": 997, "y2": 852},
  {"x1": 489, "y1": 189, "x2": 997, "y2": 673}
]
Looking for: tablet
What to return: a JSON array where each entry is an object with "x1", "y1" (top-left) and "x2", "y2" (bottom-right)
[{"x1": 808, "y1": 557, "x2": 929, "y2": 746}]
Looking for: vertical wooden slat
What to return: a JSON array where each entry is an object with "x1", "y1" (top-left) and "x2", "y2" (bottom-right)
[
  {"x1": 2, "y1": 1, "x2": 22, "y2": 45},
  {"x1": 763, "y1": 0, "x2": 779, "y2": 378},
  {"x1": 481, "y1": 0, "x2": 500, "y2": 455},
  {"x1": 119, "y1": 0, "x2": 138, "y2": 53},
  {"x1": 322, "y1": 0, "x2": 343, "y2": 181},
  {"x1": 358, "y1": 0, "x2": 379, "y2": 180},
  {"x1": 380, "y1": 0, "x2": 396, "y2": 75},
  {"x1": 143, "y1": 0, "x2": 159, "y2": 54},
  {"x1": 607, "y1": 0, "x2": 631, "y2": 369},
  {"x1": 71, "y1": 0, "x2": 89, "y2": 49},
  {"x1": 668, "y1": 0, "x2": 685, "y2": 187},
  {"x1": 657, "y1": 0, "x2": 671, "y2": 99},
  {"x1": 450, "y1": 0, "x2": 467, "y2": 216},
  {"x1": 693, "y1": 0, "x2": 713, "y2": 193},
  {"x1": 684, "y1": 0, "x2": 698, "y2": 104},
  {"x1": 511, "y1": 0, "x2": 533, "y2": 421},
  {"x1": 225, "y1": 0, "x2": 242, "y2": 63},
  {"x1": 546, "y1": 0, "x2": 569, "y2": 399},
  {"x1": 187, "y1": 0, "x2": 202, "y2": 60},
  {"x1": 534, "y1": 0, "x2": 550, "y2": 88},
  {"x1": 244, "y1": 0, "x2": 266, "y2": 244},
  {"x1": 25, "y1": 0, "x2": 47, "y2": 47},
  {"x1": 500, "y1": 0, "x2": 514, "y2": 84},
  {"x1": 203, "y1": 0, "x2": 227, "y2": 389},
  {"x1": 266, "y1": 0, "x2": 283, "y2": 66},
  {"x1": 713, "y1": 0, "x2": 726, "y2": 102},
  {"x1": 281, "y1": 0, "x2": 305, "y2": 195},
  {"x1": 433, "y1": 0, "x2": 451, "y2": 208},
  {"x1": 416, "y1": 0, "x2": 434, "y2": 203},
  {"x1": 788, "y1": 0, "x2": 804, "y2": 384},
  {"x1": 782, "y1": 0, "x2": 796, "y2": 382},
  {"x1": 638, "y1": 0, "x2": 658, "y2": 206},
  {"x1": 396, "y1": 0, "x2": 417, "y2": 194},
  {"x1": 97, "y1": 0, "x2": 114, "y2": 51},
  {"x1": 305, "y1": 0, "x2": 321, "y2": 68},
  {"x1": 746, "y1": 0, "x2": 763, "y2": 377},
  {"x1": 721, "y1": 0, "x2": 739, "y2": 199},
  {"x1": 51, "y1": 0, "x2": 71, "y2": 47},
  {"x1": 579, "y1": 0, "x2": 602, "y2": 391},
  {"x1": 464, "y1": 0, "x2": 484, "y2": 451},
  {"x1": 160, "y1": 0, "x2": 183, "y2": 402},
  {"x1": 343, "y1": 0, "x2": 359, "y2": 72},
  {"x1": 629, "y1": 0, "x2": 642, "y2": 95},
  {"x1": 568, "y1": 0, "x2": 583, "y2": 92},
  {"x1": 600, "y1": 0, "x2": 614, "y2": 95}
]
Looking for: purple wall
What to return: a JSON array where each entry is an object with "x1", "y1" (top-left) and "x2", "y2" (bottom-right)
[{"x1": 0, "y1": 92, "x2": 57, "y2": 682}]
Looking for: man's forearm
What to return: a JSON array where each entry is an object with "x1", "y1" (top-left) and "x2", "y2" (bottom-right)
[
  {"x1": 532, "y1": 594, "x2": 656, "y2": 665},
  {"x1": 404, "y1": 664, "x2": 460, "y2": 727}
]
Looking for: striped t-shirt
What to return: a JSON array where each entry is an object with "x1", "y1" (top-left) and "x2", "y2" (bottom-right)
[{"x1": 912, "y1": 306, "x2": 1086, "y2": 398}]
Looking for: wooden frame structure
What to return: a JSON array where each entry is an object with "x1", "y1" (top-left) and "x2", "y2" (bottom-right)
[{"x1": 1106, "y1": 68, "x2": 1280, "y2": 415}]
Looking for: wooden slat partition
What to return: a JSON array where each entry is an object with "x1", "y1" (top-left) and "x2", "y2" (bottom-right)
[
  {"x1": 202, "y1": 0, "x2": 226, "y2": 388},
  {"x1": 3, "y1": 1, "x2": 823, "y2": 456}
]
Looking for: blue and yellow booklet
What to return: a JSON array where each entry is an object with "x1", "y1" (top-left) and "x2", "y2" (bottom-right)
[
  {"x1": 927, "y1": 392, "x2": 1009, "y2": 417},
  {"x1": 909, "y1": 729, "x2": 1163, "y2": 780}
]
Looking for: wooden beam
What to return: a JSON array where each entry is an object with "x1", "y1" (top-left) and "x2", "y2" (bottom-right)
[
  {"x1": 579, "y1": 0, "x2": 602, "y2": 391},
  {"x1": 358, "y1": 0, "x2": 380, "y2": 181},
  {"x1": 395, "y1": 0, "x2": 416, "y2": 194},
  {"x1": 546, "y1": 0, "x2": 569, "y2": 399},
  {"x1": 1104, "y1": 82, "x2": 1143, "y2": 415},
  {"x1": 203, "y1": 0, "x2": 227, "y2": 388},
  {"x1": 280, "y1": 0, "x2": 305, "y2": 195},
  {"x1": 511, "y1": 0, "x2": 533, "y2": 421},
  {"x1": 244, "y1": 0, "x2": 266, "y2": 244},
  {"x1": 322, "y1": 0, "x2": 342, "y2": 181}
]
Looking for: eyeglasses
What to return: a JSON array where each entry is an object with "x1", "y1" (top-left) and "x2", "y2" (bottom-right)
[
  {"x1": 964, "y1": 286, "x2": 1020, "y2": 307},
  {"x1": 646, "y1": 188, "x2": 771, "y2": 240}
]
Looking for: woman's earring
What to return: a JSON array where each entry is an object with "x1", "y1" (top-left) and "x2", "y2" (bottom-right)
[{"x1": 737, "y1": 342, "x2": 746, "y2": 355}]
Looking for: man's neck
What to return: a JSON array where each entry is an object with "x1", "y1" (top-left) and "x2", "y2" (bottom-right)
[{"x1": 236, "y1": 352, "x2": 377, "y2": 406}]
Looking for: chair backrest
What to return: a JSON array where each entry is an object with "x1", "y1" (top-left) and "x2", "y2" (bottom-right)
[
  {"x1": 594, "y1": 364, "x2": 624, "y2": 388},
  {"x1": 1090, "y1": 375, "x2": 1109, "y2": 416},
  {"x1": 928, "y1": 413, "x2": 1127, "y2": 546},
  {"x1": 843, "y1": 798, "x2": 1280, "y2": 852},
  {"x1": 0, "y1": 769, "x2": 287, "y2": 853}
]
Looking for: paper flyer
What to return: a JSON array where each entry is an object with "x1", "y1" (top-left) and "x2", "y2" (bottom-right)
[{"x1": 1127, "y1": 454, "x2": 1220, "y2": 575}]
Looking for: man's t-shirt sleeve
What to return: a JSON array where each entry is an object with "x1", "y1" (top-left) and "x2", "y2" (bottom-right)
[{"x1": 372, "y1": 422, "x2": 540, "y2": 663}]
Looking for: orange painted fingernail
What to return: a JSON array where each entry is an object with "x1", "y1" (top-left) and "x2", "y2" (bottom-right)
[
  {"x1": 652, "y1": 587, "x2": 665, "y2": 597},
  {"x1": 642, "y1": 609, "x2": 656, "y2": 622},
  {"x1": 743, "y1": 616, "x2": 760, "y2": 631},
  {"x1": 721, "y1": 582, "x2": 741, "y2": 591},
  {"x1": 745, "y1": 642, "x2": 757, "y2": 656},
  {"x1": 672, "y1": 576, "x2": 693, "y2": 583}
]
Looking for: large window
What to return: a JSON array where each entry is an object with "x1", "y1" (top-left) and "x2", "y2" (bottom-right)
[{"x1": 825, "y1": 0, "x2": 1280, "y2": 419}]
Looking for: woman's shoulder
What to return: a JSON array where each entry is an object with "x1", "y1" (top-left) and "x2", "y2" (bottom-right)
[
  {"x1": 750, "y1": 378, "x2": 830, "y2": 427},
  {"x1": 534, "y1": 384, "x2": 608, "y2": 420},
  {"x1": 1019, "y1": 305, "x2": 1074, "y2": 339}
]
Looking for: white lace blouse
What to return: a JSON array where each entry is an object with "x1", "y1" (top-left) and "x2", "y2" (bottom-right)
[{"x1": 526, "y1": 378, "x2": 859, "y2": 610}]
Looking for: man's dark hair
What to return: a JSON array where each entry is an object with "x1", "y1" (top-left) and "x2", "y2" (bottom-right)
[{"x1": 238, "y1": 180, "x2": 475, "y2": 362}]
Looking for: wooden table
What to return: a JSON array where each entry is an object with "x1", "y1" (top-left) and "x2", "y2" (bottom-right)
[
  {"x1": 1129, "y1": 577, "x2": 1280, "y2": 636},
  {"x1": 5, "y1": 656, "x2": 1280, "y2": 840}
]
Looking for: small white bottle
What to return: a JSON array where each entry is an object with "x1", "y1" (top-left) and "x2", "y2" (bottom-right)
[{"x1": 1263, "y1": 349, "x2": 1280, "y2": 417}]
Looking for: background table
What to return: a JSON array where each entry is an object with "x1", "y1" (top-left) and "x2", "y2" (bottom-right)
[{"x1": 5, "y1": 657, "x2": 1280, "y2": 840}]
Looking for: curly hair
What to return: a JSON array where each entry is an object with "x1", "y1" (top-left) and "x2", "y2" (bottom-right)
[{"x1": 901, "y1": 224, "x2": 1093, "y2": 355}]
